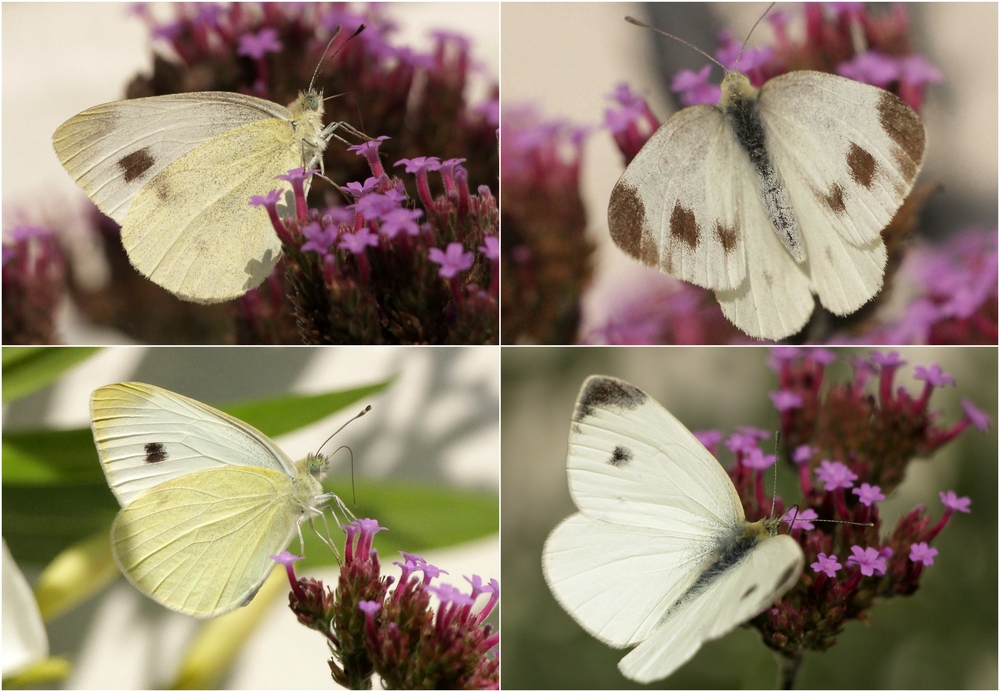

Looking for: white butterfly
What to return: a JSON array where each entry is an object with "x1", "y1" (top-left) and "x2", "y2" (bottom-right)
[
  {"x1": 608, "y1": 20, "x2": 927, "y2": 340},
  {"x1": 542, "y1": 375, "x2": 803, "y2": 683},
  {"x1": 52, "y1": 28, "x2": 365, "y2": 304},
  {"x1": 91, "y1": 382, "x2": 344, "y2": 618}
]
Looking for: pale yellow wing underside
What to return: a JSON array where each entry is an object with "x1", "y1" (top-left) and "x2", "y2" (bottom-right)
[
  {"x1": 111, "y1": 465, "x2": 301, "y2": 618},
  {"x1": 120, "y1": 118, "x2": 300, "y2": 303}
]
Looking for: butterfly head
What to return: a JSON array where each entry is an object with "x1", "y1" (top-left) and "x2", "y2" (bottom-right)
[
  {"x1": 720, "y1": 70, "x2": 758, "y2": 108},
  {"x1": 301, "y1": 452, "x2": 331, "y2": 482}
]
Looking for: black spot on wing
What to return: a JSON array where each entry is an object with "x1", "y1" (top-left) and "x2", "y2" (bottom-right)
[
  {"x1": 609, "y1": 445, "x2": 633, "y2": 467},
  {"x1": 608, "y1": 182, "x2": 656, "y2": 266},
  {"x1": 670, "y1": 201, "x2": 700, "y2": 249},
  {"x1": 777, "y1": 565, "x2": 797, "y2": 590},
  {"x1": 144, "y1": 442, "x2": 167, "y2": 463},
  {"x1": 118, "y1": 148, "x2": 155, "y2": 183},
  {"x1": 575, "y1": 378, "x2": 647, "y2": 421},
  {"x1": 846, "y1": 143, "x2": 877, "y2": 189}
]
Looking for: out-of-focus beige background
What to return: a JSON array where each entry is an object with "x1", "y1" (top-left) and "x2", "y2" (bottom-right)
[
  {"x1": 501, "y1": 3, "x2": 998, "y2": 338},
  {"x1": 501, "y1": 346, "x2": 997, "y2": 688}
]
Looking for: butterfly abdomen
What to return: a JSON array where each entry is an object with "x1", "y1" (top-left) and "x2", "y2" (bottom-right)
[{"x1": 720, "y1": 71, "x2": 804, "y2": 262}]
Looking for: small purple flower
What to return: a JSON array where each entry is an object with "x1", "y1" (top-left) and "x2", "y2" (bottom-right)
[
  {"x1": 249, "y1": 189, "x2": 283, "y2": 207},
  {"x1": 792, "y1": 445, "x2": 814, "y2": 464},
  {"x1": 238, "y1": 28, "x2": 283, "y2": 59},
  {"x1": 345, "y1": 178, "x2": 380, "y2": 198},
  {"x1": 670, "y1": 65, "x2": 721, "y2": 106},
  {"x1": 783, "y1": 507, "x2": 817, "y2": 531},
  {"x1": 871, "y1": 350, "x2": 906, "y2": 368},
  {"x1": 909, "y1": 542, "x2": 938, "y2": 566},
  {"x1": 694, "y1": 429, "x2": 724, "y2": 449},
  {"x1": 816, "y1": 460, "x2": 857, "y2": 491},
  {"x1": 358, "y1": 600, "x2": 381, "y2": 616},
  {"x1": 811, "y1": 553, "x2": 842, "y2": 578},
  {"x1": 379, "y1": 208, "x2": 424, "y2": 239},
  {"x1": 837, "y1": 50, "x2": 900, "y2": 88},
  {"x1": 724, "y1": 432, "x2": 759, "y2": 454},
  {"x1": 425, "y1": 583, "x2": 475, "y2": 606},
  {"x1": 354, "y1": 193, "x2": 400, "y2": 220},
  {"x1": 898, "y1": 54, "x2": 944, "y2": 87},
  {"x1": 852, "y1": 483, "x2": 885, "y2": 507},
  {"x1": 770, "y1": 389, "x2": 804, "y2": 411},
  {"x1": 807, "y1": 348, "x2": 837, "y2": 365},
  {"x1": 913, "y1": 364, "x2": 955, "y2": 387},
  {"x1": 742, "y1": 447, "x2": 776, "y2": 470},
  {"x1": 478, "y1": 236, "x2": 499, "y2": 261},
  {"x1": 428, "y1": 243, "x2": 474, "y2": 279},
  {"x1": 301, "y1": 221, "x2": 339, "y2": 256},
  {"x1": 737, "y1": 426, "x2": 771, "y2": 441},
  {"x1": 960, "y1": 399, "x2": 991, "y2": 432},
  {"x1": 395, "y1": 156, "x2": 442, "y2": 174},
  {"x1": 939, "y1": 490, "x2": 971, "y2": 513},
  {"x1": 338, "y1": 227, "x2": 380, "y2": 255},
  {"x1": 846, "y1": 545, "x2": 887, "y2": 577}
]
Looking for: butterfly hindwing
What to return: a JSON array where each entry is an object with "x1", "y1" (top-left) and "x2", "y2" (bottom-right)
[
  {"x1": 111, "y1": 465, "x2": 303, "y2": 618},
  {"x1": 618, "y1": 533, "x2": 804, "y2": 683}
]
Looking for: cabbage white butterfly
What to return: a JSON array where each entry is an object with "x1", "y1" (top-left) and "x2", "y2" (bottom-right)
[
  {"x1": 90, "y1": 382, "x2": 351, "y2": 618},
  {"x1": 542, "y1": 376, "x2": 804, "y2": 683},
  {"x1": 53, "y1": 26, "x2": 365, "y2": 304},
  {"x1": 608, "y1": 16, "x2": 927, "y2": 340}
]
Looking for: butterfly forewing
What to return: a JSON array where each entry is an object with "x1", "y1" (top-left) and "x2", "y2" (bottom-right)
[
  {"x1": 111, "y1": 465, "x2": 304, "y2": 618},
  {"x1": 92, "y1": 382, "x2": 297, "y2": 507},
  {"x1": 566, "y1": 376, "x2": 744, "y2": 532},
  {"x1": 52, "y1": 92, "x2": 289, "y2": 224},
  {"x1": 609, "y1": 106, "x2": 748, "y2": 292}
]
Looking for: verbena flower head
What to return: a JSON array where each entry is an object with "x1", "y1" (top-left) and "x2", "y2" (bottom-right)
[
  {"x1": 702, "y1": 348, "x2": 985, "y2": 686},
  {"x1": 275, "y1": 517, "x2": 499, "y2": 689},
  {"x1": 2, "y1": 225, "x2": 66, "y2": 344},
  {"x1": 500, "y1": 105, "x2": 593, "y2": 344}
]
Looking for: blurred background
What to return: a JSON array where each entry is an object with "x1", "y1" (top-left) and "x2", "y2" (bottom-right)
[
  {"x1": 501, "y1": 346, "x2": 997, "y2": 688},
  {"x1": 501, "y1": 2, "x2": 997, "y2": 340},
  {"x1": 3, "y1": 346, "x2": 499, "y2": 688}
]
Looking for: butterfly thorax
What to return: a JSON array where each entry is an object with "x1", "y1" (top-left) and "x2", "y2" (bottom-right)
[
  {"x1": 287, "y1": 89, "x2": 328, "y2": 167},
  {"x1": 718, "y1": 71, "x2": 805, "y2": 262}
]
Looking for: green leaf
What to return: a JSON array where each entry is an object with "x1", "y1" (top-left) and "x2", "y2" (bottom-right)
[
  {"x1": 3, "y1": 429, "x2": 103, "y2": 484},
  {"x1": 1, "y1": 378, "x2": 396, "y2": 486},
  {"x1": 2, "y1": 347, "x2": 101, "y2": 403},
  {"x1": 221, "y1": 378, "x2": 395, "y2": 438},
  {"x1": 2, "y1": 483, "x2": 119, "y2": 564}
]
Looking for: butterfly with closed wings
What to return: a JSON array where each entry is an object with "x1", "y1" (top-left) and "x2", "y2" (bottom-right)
[
  {"x1": 542, "y1": 375, "x2": 804, "y2": 683},
  {"x1": 91, "y1": 382, "x2": 361, "y2": 618},
  {"x1": 53, "y1": 25, "x2": 367, "y2": 304},
  {"x1": 608, "y1": 15, "x2": 927, "y2": 340}
]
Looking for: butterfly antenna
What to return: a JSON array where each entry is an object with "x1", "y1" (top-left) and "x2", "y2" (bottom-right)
[
  {"x1": 325, "y1": 445, "x2": 358, "y2": 507},
  {"x1": 309, "y1": 24, "x2": 367, "y2": 91},
  {"x1": 624, "y1": 16, "x2": 726, "y2": 72},
  {"x1": 768, "y1": 431, "x2": 781, "y2": 519},
  {"x1": 734, "y1": 2, "x2": 775, "y2": 71},
  {"x1": 317, "y1": 404, "x2": 372, "y2": 456}
]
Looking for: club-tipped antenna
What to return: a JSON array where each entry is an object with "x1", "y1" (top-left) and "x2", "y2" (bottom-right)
[
  {"x1": 317, "y1": 404, "x2": 372, "y2": 456},
  {"x1": 309, "y1": 23, "x2": 367, "y2": 91}
]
